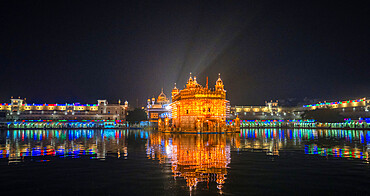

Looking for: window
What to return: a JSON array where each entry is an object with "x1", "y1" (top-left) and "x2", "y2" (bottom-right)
[{"x1": 151, "y1": 113, "x2": 158, "y2": 119}]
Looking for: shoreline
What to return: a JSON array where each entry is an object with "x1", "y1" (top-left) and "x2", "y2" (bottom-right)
[
  {"x1": 240, "y1": 126, "x2": 370, "y2": 130},
  {"x1": 0, "y1": 127, "x2": 142, "y2": 130},
  {"x1": 1, "y1": 126, "x2": 369, "y2": 131}
]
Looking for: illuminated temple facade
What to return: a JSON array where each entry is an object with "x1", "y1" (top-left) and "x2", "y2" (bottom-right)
[
  {"x1": 146, "y1": 89, "x2": 171, "y2": 124},
  {"x1": 170, "y1": 74, "x2": 229, "y2": 131}
]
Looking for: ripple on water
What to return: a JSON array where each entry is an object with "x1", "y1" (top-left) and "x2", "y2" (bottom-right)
[{"x1": 0, "y1": 129, "x2": 368, "y2": 195}]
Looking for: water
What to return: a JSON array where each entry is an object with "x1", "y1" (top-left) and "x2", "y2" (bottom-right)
[{"x1": 0, "y1": 129, "x2": 369, "y2": 195}]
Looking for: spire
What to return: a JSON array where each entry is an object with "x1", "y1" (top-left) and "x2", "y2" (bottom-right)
[
  {"x1": 215, "y1": 73, "x2": 224, "y2": 91},
  {"x1": 206, "y1": 77, "x2": 208, "y2": 89},
  {"x1": 187, "y1": 72, "x2": 194, "y2": 87},
  {"x1": 172, "y1": 82, "x2": 179, "y2": 98},
  {"x1": 216, "y1": 73, "x2": 223, "y2": 83},
  {"x1": 217, "y1": 73, "x2": 223, "y2": 82},
  {"x1": 188, "y1": 72, "x2": 193, "y2": 81}
]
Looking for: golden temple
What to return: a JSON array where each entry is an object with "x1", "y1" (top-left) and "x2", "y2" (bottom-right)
[{"x1": 168, "y1": 73, "x2": 234, "y2": 132}]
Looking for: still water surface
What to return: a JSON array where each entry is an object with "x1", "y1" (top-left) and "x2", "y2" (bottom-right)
[{"x1": 0, "y1": 129, "x2": 369, "y2": 195}]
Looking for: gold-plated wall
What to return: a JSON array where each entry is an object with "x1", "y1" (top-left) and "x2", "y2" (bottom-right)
[{"x1": 170, "y1": 74, "x2": 228, "y2": 131}]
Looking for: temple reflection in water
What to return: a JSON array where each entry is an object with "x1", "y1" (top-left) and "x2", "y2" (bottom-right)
[
  {"x1": 0, "y1": 128, "x2": 368, "y2": 191},
  {"x1": 146, "y1": 132, "x2": 240, "y2": 190},
  {"x1": 147, "y1": 129, "x2": 369, "y2": 190}
]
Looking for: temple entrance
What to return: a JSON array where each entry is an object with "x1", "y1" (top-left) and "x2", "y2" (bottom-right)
[
  {"x1": 202, "y1": 119, "x2": 218, "y2": 131},
  {"x1": 203, "y1": 121, "x2": 209, "y2": 130}
]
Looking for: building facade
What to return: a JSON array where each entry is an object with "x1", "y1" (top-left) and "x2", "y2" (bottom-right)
[
  {"x1": 170, "y1": 73, "x2": 229, "y2": 130},
  {"x1": 0, "y1": 98, "x2": 128, "y2": 121},
  {"x1": 303, "y1": 98, "x2": 369, "y2": 111},
  {"x1": 231, "y1": 100, "x2": 303, "y2": 120},
  {"x1": 231, "y1": 97, "x2": 370, "y2": 121},
  {"x1": 146, "y1": 89, "x2": 171, "y2": 124},
  {"x1": 302, "y1": 97, "x2": 370, "y2": 119}
]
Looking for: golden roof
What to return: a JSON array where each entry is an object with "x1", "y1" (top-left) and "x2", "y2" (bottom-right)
[{"x1": 157, "y1": 88, "x2": 168, "y2": 103}]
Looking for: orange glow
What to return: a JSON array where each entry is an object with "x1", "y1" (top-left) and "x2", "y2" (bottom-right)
[
  {"x1": 170, "y1": 73, "x2": 229, "y2": 131},
  {"x1": 147, "y1": 132, "x2": 240, "y2": 190}
]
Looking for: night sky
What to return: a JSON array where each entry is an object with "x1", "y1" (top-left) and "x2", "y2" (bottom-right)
[{"x1": 1, "y1": 1, "x2": 369, "y2": 106}]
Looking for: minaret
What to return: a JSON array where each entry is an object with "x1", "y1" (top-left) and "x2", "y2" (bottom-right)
[
  {"x1": 187, "y1": 72, "x2": 193, "y2": 88},
  {"x1": 215, "y1": 73, "x2": 224, "y2": 91},
  {"x1": 206, "y1": 77, "x2": 209, "y2": 89},
  {"x1": 172, "y1": 83, "x2": 179, "y2": 100}
]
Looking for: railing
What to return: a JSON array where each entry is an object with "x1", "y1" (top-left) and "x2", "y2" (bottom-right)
[
  {"x1": 239, "y1": 121, "x2": 370, "y2": 129},
  {"x1": 6, "y1": 121, "x2": 128, "y2": 129},
  {"x1": 226, "y1": 120, "x2": 370, "y2": 129}
]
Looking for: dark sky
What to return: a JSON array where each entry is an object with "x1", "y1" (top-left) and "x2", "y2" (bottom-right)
[{"x1": 0, "y1": 1, "x2": 369, "y2": 106}]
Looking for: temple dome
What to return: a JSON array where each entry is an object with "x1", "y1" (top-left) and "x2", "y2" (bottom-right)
[{"x1": 157, "y1": 88, "x2": 168, "y2": 103}]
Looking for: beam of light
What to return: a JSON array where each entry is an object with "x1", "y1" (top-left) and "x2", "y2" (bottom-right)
[{"x1": 174, "y1": 4, "x2": 261, "y2": 85}]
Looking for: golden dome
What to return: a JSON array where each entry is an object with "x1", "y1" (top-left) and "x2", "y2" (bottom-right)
[{"x1": 157, "y1": 88, "x2": 168, "y2": 103}]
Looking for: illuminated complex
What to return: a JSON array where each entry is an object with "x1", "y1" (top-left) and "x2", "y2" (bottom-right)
[
  {"x1": 231, "y1": 100, "x2": 296, "y2": 120},
  {"x1": 232, "y1": 97, "x2": 370, "y2": 120},
  {"x1": 170, "y1": 73, "x2": 229, "y2": 131},
  {"x1": 303, "y1": 98, "x2": 369, "y2": 111},
  {"x1": 0, "y1": 98, "x2": 128, "y2": 121}
]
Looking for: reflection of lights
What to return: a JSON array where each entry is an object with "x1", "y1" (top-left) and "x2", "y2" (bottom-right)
[
  {"x1": 147, "y1": 133, "x2": 237, "y2": 191},
  {"x1": 165, "y1": 145, "x2": 172, "y2": 157},
  {"x1": 0, "y1": 129, "x2": 132, "y2": 162},
  {"x1": 241, "y1": 128, "x2": 369, "y2": 160}
]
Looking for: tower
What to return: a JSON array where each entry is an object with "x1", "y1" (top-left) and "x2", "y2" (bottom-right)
[
  {"x1": 171, "y1": 83, "x2": 179, "y2": 100},
  {"x1": 186, "y1": 72, "x2": 194, "y2": 88},
  {"x1": 215, "y1": 73, "x2": 224, "y2": 91}
]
